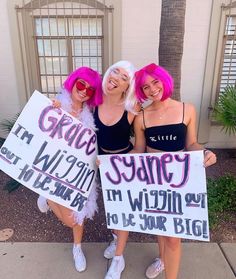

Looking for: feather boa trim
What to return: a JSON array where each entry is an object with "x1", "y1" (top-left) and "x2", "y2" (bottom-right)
[
  {"x1": 56, "y1": 88, "x2": 97, "y2": 131},
  {"x1": 72, "y1": 177, "x2": 99, "y2": 225},
  {"x1": 56, "y1": 88, "x2": 98, "y2": 224}
]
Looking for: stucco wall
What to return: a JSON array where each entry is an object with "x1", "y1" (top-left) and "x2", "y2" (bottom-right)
[
  {"x1": 0, "y1": 0, "x2": 20, "y2": 138},
  {"x1": 121, "y1": 0, "x2": 161, "y2": 68},
  {"x1": 169, "y1": 0, "x2": 235, "y2": 147},
  {"x1": 0, "y1": 0, "x2": 235, "y2": 146},
  {"x1": 181, "y1": 0, "x2": 212, "y2": 112},
  {"x1": 207, "y1": 126, "x2": 236, "y2": 148}
]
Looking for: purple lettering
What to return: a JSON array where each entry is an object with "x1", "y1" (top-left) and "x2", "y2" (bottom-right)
[
  {"x1": 170, "y1": 154, "x2": 190, "y2": 188},
  {"x1": 105, "y1": 155, "x2": 122, "y2": 184}
]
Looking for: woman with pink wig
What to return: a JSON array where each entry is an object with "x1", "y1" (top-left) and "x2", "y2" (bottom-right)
[
  {"x1": 37, "y1": 66, "x2": 103, "y2": 273},
  {"x1": 132, "y1": 63, "x2": 216, "y2": 279}
]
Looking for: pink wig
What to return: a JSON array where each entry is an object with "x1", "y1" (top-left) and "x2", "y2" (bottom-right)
[
  {"x1": 135, "y1": 63, "x2": 174, "y2": 103},
  {"x1": 63, "y1": 67, "x2": 103, "y2": 107}
]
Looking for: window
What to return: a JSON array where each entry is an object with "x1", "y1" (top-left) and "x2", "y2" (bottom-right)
[
  {"x1": 217, "y1": 15, "x2": 236, "y2": 98},
  {"x1": 16, "y1": 0, "x2": 113, "y2": 99},
  {"x1": 35, "y1": 16, "x2": 103, "y2": 96}
]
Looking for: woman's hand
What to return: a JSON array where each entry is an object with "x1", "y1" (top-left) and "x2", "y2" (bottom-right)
[
  {"x1": 96, "y1": 158, "x2": 101, "y2": 167},
  {"x1": 52, "y1": 99, "x2": 61, "y2": 108},
  {"x1": 203, "y1": 150, "x2": 217, "y2": 167}
]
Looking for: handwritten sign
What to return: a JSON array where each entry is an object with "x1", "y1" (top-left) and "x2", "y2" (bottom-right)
[
  {"x1": 0, "y1": 91, "x2": 98, "y2": 212},
  {"x1": 98, "y1": 152, "x2": 209, "y2": 241}
]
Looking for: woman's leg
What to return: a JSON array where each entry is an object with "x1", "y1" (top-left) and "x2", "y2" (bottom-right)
[
  {"x1": 115, "y1": 230, "x2": 129, "y2": 256},
  {"x1": 104, "y1": 229, "x2": 118, "y2": 259},
  {"x1": 145, "y1": 236, "x2": 165, "y2": 279},
  {"x1": 47, "y1": 200, "x2": 63, "y2": 221},
  {"x1": 51, "y1": 201, "x2": 87, "y2": 272},
  {"x1": 73, "y1": 223, "x2": 84, "y2": 244},
  {"x1": 48, "y1": 200, "x2": 86, "y2": 272},
  {"x1": 105, "y1": 230, "x2": 128, "y2": 279},
  {"x1": 163, "y1": 236, "x2": 181, "y2": 279},
  {"x1": 72, "y1": 222, "x2": 86, "y2": 272},
  {"x1": 47, "y1": 200, "x2": 75, "y2": 228},
  {"x1": 158, "y1": 235, "x2": 165, "y2": 261}
]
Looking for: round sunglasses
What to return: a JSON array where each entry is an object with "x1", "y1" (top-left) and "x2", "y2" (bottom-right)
[
  {"x1": 110, "y1": 68, "x2": 129, "y2": 82},
  {"x1": 76, "y1": 80, "x2": 95, "y2": 97}
]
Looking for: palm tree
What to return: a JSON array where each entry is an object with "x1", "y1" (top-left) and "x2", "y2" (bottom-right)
[{"x1": 159, "y1": 0, "x2": 186, "y2": 101}]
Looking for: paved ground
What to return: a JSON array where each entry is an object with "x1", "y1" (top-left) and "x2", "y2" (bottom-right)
[{"x1": 0, "y1": 242, "x2": 235, "y2": 279}]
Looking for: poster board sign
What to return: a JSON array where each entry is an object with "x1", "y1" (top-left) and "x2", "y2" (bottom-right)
[
  {"x1": 98, "y1": 151, "x2": 209, "y2": 241},
  {"x1": 0, "y1": 91, "x2": 98, "y2": 212}
]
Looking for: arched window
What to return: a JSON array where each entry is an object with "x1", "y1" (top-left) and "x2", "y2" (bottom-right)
[{"x1": 16, "y1": 0, "x2": 113, "y2": 98}]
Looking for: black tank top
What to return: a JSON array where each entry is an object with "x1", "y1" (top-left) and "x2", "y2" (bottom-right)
[
  {"x1": 94, "y1": 107, "x2": 133, "y2": 155},
  {"x1": 144, "y1": 103, "x2": 187, "y2": 152}
]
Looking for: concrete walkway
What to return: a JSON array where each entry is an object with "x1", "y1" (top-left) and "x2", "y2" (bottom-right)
[{"x1": 0, "y1": 242, "x2": 235, "y2": 279}]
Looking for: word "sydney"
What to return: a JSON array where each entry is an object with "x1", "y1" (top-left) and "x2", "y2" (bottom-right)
[{"x1": 105, "y1": 154, "x2": 190, "y2": 188}]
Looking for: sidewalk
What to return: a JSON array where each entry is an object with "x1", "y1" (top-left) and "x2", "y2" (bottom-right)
[{"x1": 0, "y1": 242, "x2": 235, "y2": 279}]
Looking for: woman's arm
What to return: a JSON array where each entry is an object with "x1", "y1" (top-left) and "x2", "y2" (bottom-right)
[
  {"x1": 185, "y1": 103, "x2": 216, "y2": 167},
  {"x1": 130, "y1": 113, "x2": 146, "y2": 154},
  {"x1": 185, "y1": 104, "x2": 202, "y2": 151},
  {"x1": 127, "y1": 102, "x2": 142, "y2": 124}
]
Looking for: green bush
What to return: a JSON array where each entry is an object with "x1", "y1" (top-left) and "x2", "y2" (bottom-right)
[
  {"x1": 207, "y1": 174, "x2": 236, "y2": 227},
  {"x1": 213, "y1": 85, "x2": 236, "y2": 135}
]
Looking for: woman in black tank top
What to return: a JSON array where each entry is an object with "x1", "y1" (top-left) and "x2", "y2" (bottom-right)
[
  {"x1": 132, "y1": 63, "x2": 217, "y2": 279},
  {"x1": 96, "y1": 61, "x2": 139, "y2": 279}
]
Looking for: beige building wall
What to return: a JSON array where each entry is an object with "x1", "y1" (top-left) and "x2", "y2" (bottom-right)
[
  {"x1": 208, "y1": 126, "x2": 236, "y2": 148},
  {"x1": 0, "y1": 0, "x2": 235, "y2": 147},
  {"x1": 121, "y1": 0, "x2": 161, "y2": 68},
  {"x1": 206, "y1": 0, "x2": 236, "y2": 148},
  {"x1": 181, "y1": 0, "x2": 212, "y2": 115},
  {"x1": 0, "y1": 0, "x2": 21, "y2": 138},
  {"x1": 196, "y1": 0, "x2": 236, "y2": 147}
]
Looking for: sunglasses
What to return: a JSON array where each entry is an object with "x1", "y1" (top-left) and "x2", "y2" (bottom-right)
[
  {"x1": 135, "y1": 63, "x2": 157, "y2": 78},
  {"x1": 76, "y1": 80, "x2": 95, "y2": 97},
  {"x1": 110, "y1": 68, "x2": 129, "y2": 82}
]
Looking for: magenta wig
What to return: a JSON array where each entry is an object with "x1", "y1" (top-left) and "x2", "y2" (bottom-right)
[
  {"x1": 63, "y1": 67, "x2": 103, "y2": 107},
  {"x1": 135, "y1": 63, "x2": 174, "y2": 103}
]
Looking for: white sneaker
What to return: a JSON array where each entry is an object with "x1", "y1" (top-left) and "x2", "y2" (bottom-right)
[
  {"x1": 73, "y1": 244, "x2": 86, "y2": 272},
  {"x1": 104, "y1": 233, "x2": 117, "y2": 259},
  {"x1": 105, "y1": 255, "x2": 125, "y2": 279},
  {"x1": 37, "y1": 195, "x2": 49, "y2": 213},
  {"x1": 145, "y1": 258, "x2": 165, "y2": 279}
]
